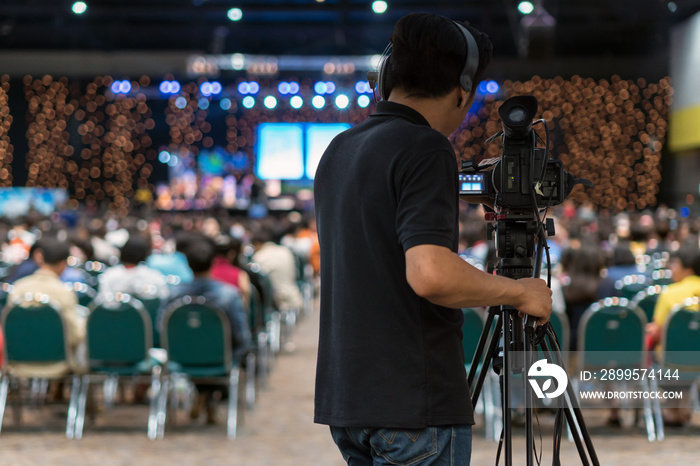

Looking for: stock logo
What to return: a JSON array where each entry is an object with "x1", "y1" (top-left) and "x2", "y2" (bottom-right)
[{"x1": 527, "y1": 359, "x2": 568, "y2": 399}]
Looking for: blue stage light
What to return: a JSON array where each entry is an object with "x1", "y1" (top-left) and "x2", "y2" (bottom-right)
[
  {"x1": 486, "y1": 80, "x2": 499, "y2": 94},
  {"x1": 477, "y1": 81, "x2": 489, "y2": 95},
  {"x1": 278, "y1": 82, "x2": 290, "y2": 95},
  {"x1": 211, "y1": 81, "x2": 222, "y2": 94},
  {"x1": 238, "y1": 82, "x2": 250, "y2": 95},
  {"x1": 355, "y1": 81, "x2": 370, "y2": 94},
  {"x1": 325, "y1": 81, "x2": 336, "y2": 94},
  {"x1": 357, "y1": 95, "x2": 371, "y2": 108},
  {"x1": 314, "y1": 81, "x2": 327, "y2": 94},
  {"x1": 200, "y1": 82, "x2": 213, "y2": 96},
  {"x1": 110, "y1": 81, "x2": 122, "y2": 94},
  {"x1": 220, "y1": 98, "x2": 232, "y2": 110},
  {"x1": 198, "y1": 98, "x2": 210, "y2": 110},
  {"x1": 242, "y1": 96, "x2": 255, "y2": 109},
  {"x1": 158, "y1": 150, "x2": 171, "y2": 164},
  {"x1": 248, "y1": 82, "x2": 260, "y2": 94},
  {"x1": 288, "y1": 82, "x2": 300, "y2": 94},
  {"x1": 175, "y1": 97, "x2": 187, "y2": 109}
]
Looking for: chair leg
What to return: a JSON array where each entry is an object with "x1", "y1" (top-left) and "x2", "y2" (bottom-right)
[
  {"x1": 227, "y1": 367, "x2": 240, "y2": 440},
  {"x1": 156, "y1": 376, "x2": 169, "y2": 439},
  {"x1": 148, "y1": 366, "x2": 162, "y2": 440},
  {"x1": 103, "y1": 375, "x2": 119, "y2": 410},
  {"x1": 73, "y1": 375, "x2": 90, "y2": 440},
  {"x1": 649, "y1": 376, "x2": 665, "y2": 441},
  {"x1": 66, "y1": 375, "x2": 81, "y2": 439},
  {"x1": 640, "y1": 379, "x2": 656, "y2": 442},
  {"x1": 245, "y1": 353, "x2": 256, "y2": 410},
  {"x1": 0, "y1": 374, "x2": 9, "y2": 435},
  {"x1": 257, "y1": 332, "x2": 268, "y2": 387}
]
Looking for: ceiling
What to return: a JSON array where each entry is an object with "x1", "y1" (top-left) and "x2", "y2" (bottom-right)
[{"x1": 2, "y1": 0, "x2": 700, "y2": 59}]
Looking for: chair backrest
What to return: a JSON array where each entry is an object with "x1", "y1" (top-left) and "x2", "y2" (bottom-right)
[
  {"x1": 661, "y1": 297, "x2": 700, "y2": 374},
  {"x1": 64, "y1": 282, "x2": 97, "y2": 308},
  {"x1": 248, "y1": 285, "x2": 265, "y2": 335},
  {"x1": 461, "y1": 308, "x2": 484, "y2": 368},
  {"x1": 650, "y1": 268, "x2": 673, "y2": 286},
  {"x1": 87, "y1": 293, "x2": 151, "y2": 367},
  {"x1": 247, "y1": 265, "x2": 276, "y2": 322},
  {"x1": 1, "y1": 295, "x2": 68, "y2": 365},
  {"x1": 136, "y1": 296, "x2": 162, "y2": 348},
  {"x1": 577, "y1": 297, "x2": 647, "y2": 371},
  {"x1": 614, "y1": 274, "x2": 653, "y2": 300},
  {"x1": 629, "y1": 284, "x2": 666, "y2": 323},
  {"x1": 162, "y1": 296, "x2": 232, "y2": 370}
]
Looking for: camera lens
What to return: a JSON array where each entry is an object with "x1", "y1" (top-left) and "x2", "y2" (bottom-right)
[{"x1": 507, "y1": 106, "x2": 528, "y2": 124}]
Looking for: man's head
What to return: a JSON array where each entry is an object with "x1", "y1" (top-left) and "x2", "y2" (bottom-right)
[
  {"x1": 669, "y1": 246, "x2": 700, "y2": 282},
  {"x1": 35, "y1": 236, "x2": 71, "y2": 275},
  {"x1": 183, "y1": 235, "x2": 216, "y2": 275},
  {"x1": 382, "y1": 13, "x2": 492, "y2": 102},
  {"x1": 120, "y1": 235, "x2": 152, "y2": 266}
]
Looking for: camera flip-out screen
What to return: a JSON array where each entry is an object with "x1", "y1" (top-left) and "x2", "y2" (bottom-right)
[{"x1": 458, "y1": 172, "x2": 486, "y2": 195}]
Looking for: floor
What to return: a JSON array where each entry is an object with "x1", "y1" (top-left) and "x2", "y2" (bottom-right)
[{"x1": 1, "y1": 304, "x2": 699, "y2": 466}]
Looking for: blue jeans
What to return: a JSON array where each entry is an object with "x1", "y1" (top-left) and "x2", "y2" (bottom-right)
[{"x1": 330, "y1": 425, "x2": 472, "y2": 466}]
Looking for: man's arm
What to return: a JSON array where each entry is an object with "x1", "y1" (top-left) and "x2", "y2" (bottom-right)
[{"x1": 405, "y1": 244, "x2": 552, "y2": 324}]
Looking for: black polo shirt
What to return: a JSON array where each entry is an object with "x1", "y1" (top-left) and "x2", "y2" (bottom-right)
[{"x1": 313, "y1": 101, "x2": 474, "y2": 428}]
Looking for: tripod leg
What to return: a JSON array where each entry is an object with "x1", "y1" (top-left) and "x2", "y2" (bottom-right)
[
  {"x1": 471, "y1": 314, "x2": 502, "y2": 408},
  {"x1": 640, "y1": 378, "x2": 656, "y2": 442}
]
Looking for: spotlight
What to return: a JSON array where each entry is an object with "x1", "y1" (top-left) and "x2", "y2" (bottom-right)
[
  {"x1": 335, "y1": 94, "x2": 349, "y2": 109},
  {"x1": 325, "y1": 81, "x2": 336, "y2": 93},
  {"x1": 278, "y1": 82, "x2": 290, "y2": 95},
  {"x1": 290, "y1": 96, "x2": 303, "y2": 109},
  {"x1": 314, "y1": 81, "x2": 328, "y2": 94},
  {"x1": 486, "y1": 80, "x2": 499, "y2": 94},
  {"x1": 175, "y1": 97, "x2": 187, "y2": 109},
  {"x1": 158, "y1": 151, "x2": 171, "y2": 164},
  {"x1": 248, "y1": 81, "x2": 260, "y2": 94},
  {"x1": 264, "y1": 96, "x2": 278, "y2": 109},
  {"x1": 372, "y1": 1, "x2": 388, "y2": 14},
  {"x1": 357, "y1": 95, "x2": 371, "y2": 108},
  {"x1": 238, "y1": 82, "x2": 250, "y2": 94},
  {"x1": 220, "y1": 98, "x2": 232, "y2": 110},
  {"x1": 288, "y1": 82, "x2": 300, "y2": 94},
  {"x1": 518, "y1": 1, "x2": 534, "y2": 14},
  {"x1": 355, "y1": 81, "x2": 371, "y2": 94},
  {"x1": 210, "y1": 81, "x2": 222, "y2": 94},
  {"x1": 198, "y1": 98, "x2": 210, "y2": 110},
  {"x1": 200, "y1": 82, "x2": 213, "y2": 96},
  {"x1": 242, "y1": 96, "x2": 255, "y2": 109},
  {"x1": 72, "y1": 1, "x2": 87, "y2": 14},
  {"x1": 227, "y1": 8, "x2": 243, "y2": 21},
  {"x1": 312, "y1": 95, "x2": 325, "y2": 109}
]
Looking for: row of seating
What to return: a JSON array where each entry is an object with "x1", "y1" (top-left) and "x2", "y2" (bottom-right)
[
  {"x1": 0, "y1": 259, "x2": 315, "y2": 440},
  {"x1": 463, "y1": 295, "x2": 700, "y2": 443}
]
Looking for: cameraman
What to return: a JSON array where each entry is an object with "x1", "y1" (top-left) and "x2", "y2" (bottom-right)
[{"x1": 313, "y1": 13, "x2": 552, "y2": 465}]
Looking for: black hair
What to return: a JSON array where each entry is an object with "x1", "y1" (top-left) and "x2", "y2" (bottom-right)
[
  {"x1": 183, "y1": 236, "x2": 216, "y2": 274},
  {"x1": 671, "y1": 246, "x2": 700, "y2": 276},
  {"x1": 610, "y1": 244, "x2": 636, "y2": 267},
  {"x1": 120, "y1": 235, "x2": 151, "y2": 265},
  {"x1": 37, "y1": 237, "x2": 71, "y2": 265},
  {"x1": 385, "y1": 13, "x2": 493, "y2": 99}
]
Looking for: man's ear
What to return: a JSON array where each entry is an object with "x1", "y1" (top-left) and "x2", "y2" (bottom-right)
[{"x1": 458, "y1": 88, "x2": 474, "y2": 110}]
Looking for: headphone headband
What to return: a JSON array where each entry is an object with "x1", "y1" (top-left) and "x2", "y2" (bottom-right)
[{"x1": 368, "y1": 19, "x2": 480, "y2": 100}]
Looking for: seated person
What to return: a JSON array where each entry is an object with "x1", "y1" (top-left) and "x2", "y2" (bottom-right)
[
  {"x1": 161, "y1": 235, "x2": 253, "y2": 424},
  {"x1": 647, "y1": 245, "x2": 700, "y2": 347},
  {"x1": 8, "y1": 237, "x2": 85, "y2": 377},
  {"x1": 146, "y1": 230, "x2": 194, "y2": 285},
  {"x1": 211, "y1": 234, "x2": 251, "y2": 306},
  {"x1": 646, "y1": 245, "x2": 700, "y2": 427},
  {"x1": 97, "y1": 234, "x2": 169, "y2": 301}
]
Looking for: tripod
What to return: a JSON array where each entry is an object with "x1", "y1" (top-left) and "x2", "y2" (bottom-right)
[{"x1": 466, "y1": 213, "x2": 600, "y2": 466}]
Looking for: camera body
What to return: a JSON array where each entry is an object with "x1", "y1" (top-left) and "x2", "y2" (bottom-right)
[{"x1": 460, "y1": 95, "x2": 582, "y2": 212}]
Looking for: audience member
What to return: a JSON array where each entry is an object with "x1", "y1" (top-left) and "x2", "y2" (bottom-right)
[
  {"x1": 211, "y1": 234, "x2": 252, "y2": 305},
  {"x1": 7, "y1": 237, "x2": 85, "y2": 377},
  {"x1": 251, "y1": 226, "x2": 303, "y2": 313},
  {"x1": 162, "y1": 235, "x2": 253, "y2": 424},
  {"x1": 97, "y1": 234, "x2": 169, "y2": 301},
  {"x1": 146, "y1": 230, "x2": 194, "y2": 284}
]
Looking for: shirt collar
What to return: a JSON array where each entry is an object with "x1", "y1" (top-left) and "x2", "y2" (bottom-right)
[{"x1": 371, "y1": 101, "x2": 431, "y2": 127}]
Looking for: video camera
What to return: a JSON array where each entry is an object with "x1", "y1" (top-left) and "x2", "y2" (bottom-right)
[{"x1": 459, "y1": 95, "x2": 589, "y2": 212}]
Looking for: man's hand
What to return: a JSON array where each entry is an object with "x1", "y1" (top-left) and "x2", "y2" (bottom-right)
[{"x1": 514, "y1": 277, "x2": 553, "y2": 326}]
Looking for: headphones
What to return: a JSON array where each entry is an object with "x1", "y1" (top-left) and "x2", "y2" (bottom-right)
[{"x1": 367, "y1": 21, "x2": 480, "y2": 101}]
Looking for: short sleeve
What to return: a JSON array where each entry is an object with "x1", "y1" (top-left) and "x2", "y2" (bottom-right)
[{"x1": 395, "y1": 148, "x2": 458, "y2": 252}]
